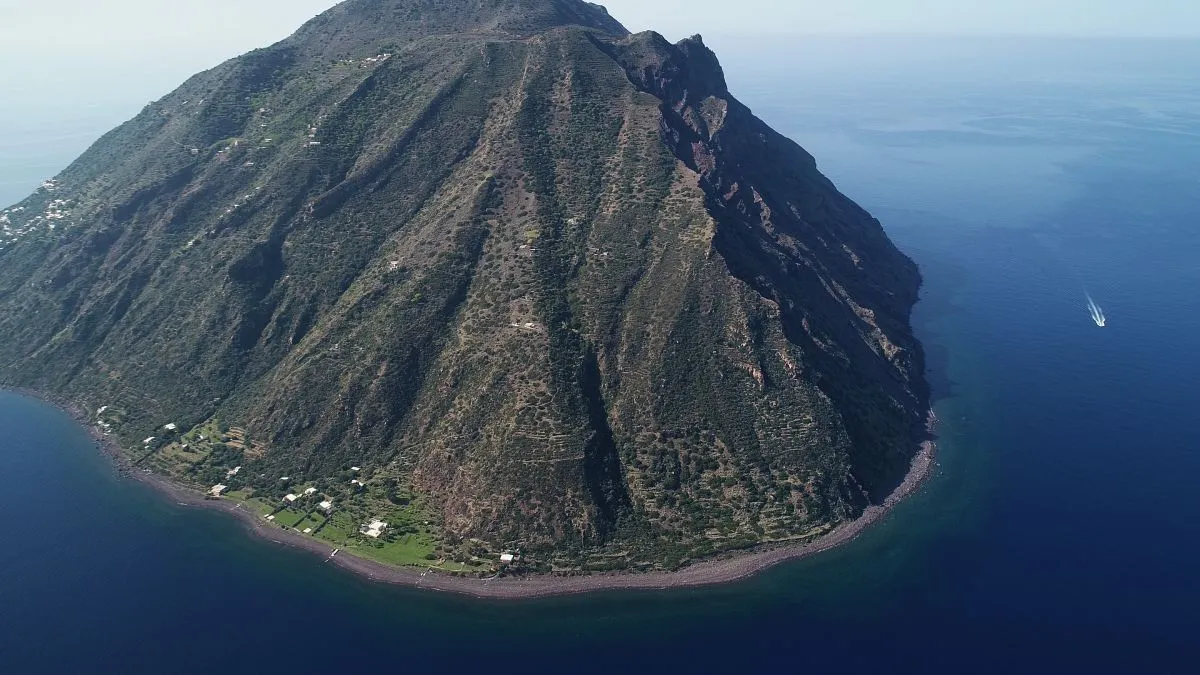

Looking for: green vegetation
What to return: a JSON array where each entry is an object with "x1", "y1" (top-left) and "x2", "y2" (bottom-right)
[
  {"x1": 244, "y1": 498, "x2": 279, "y2": 518},
  {"x1": 273, "y1": 509, "x2": 307, "y2": 528},
  {"x1": 349, "y1": 533, "x2": 440, "y2": 568},
  {"x1": 0, "y1": 0, "x2": 929, "y2": 574}
]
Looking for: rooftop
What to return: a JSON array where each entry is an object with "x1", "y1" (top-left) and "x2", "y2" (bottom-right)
[{"x1": 362, "y1": 520, "x2": 388, "y2": 538}]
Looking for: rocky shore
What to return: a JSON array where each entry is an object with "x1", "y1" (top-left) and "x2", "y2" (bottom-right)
[{"x1": 16, "y1": 388, "x2": 937, "y2": 600}]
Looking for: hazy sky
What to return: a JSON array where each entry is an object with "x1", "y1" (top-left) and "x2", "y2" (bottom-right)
[
  {"x1": 1, "y1": 0, "x2": 1196, "y2": 203},
  {"x1": 0, "y1": 1, "x2": 1197, "y2": 79},
  {"x1": 0, "y1": 0, "x2": 1197, "y2": 146},
  {"x1": 1, "y1": 0, "x2": 1198, "y2": 60}
]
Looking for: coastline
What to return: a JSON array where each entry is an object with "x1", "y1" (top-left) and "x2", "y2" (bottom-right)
[{"x1": 16, "y1": 387, "x2": 937, "y2": 600}]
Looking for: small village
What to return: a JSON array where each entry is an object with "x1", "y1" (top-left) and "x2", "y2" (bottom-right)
[
  {"x1": 0, "y1": 48, "x2": 402, "y2": 253},
  {"x1": 0, "y1": 180, "x2": 74, "y2": 249},
  {"x1": 93, "y1": 404, "x2": 517, "y2": 575}
]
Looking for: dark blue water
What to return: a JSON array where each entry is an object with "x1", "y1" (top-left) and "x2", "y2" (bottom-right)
[{"x1": 2, "y1": 38, "x2": 1199, "y2": 674}]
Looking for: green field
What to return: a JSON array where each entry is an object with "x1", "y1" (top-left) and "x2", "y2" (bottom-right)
[
  {"x1": 314, "y1": 512, "x2": 356, "y2": 545},
  {"x1": 222, "y1": 488, "x2": 485, "y2": 572},
  {"x1": 295, "y1": 513, "x2": 326, "y2": 532},
  {"x1": 346, "y1": 532, "x2": 439, "y2": 568},
  {"x1": 272, "y1": 508, "x2": 307, "y2": 528},
  {"x1": 240, "y1": 497, "x2": 278, "y2": 517}
]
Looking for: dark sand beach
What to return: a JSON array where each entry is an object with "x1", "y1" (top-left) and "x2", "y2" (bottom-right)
[{"x1": 23, "y1": 387, "x2": 936, "y2": 599}]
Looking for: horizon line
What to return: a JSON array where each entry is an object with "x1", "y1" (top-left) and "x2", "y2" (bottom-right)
[{"x1": 688, "y1": 31, "x2": 1200, "y2": 41}]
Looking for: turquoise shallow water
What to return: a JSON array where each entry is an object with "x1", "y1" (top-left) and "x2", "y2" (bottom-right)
[{"x1": 1, "y1": 38, "x2": 1198, "y2": 673}]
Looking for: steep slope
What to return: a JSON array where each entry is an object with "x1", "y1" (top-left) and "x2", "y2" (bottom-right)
[{"x1": 0, "y1": 0, "x2": 929, "y2": 571}]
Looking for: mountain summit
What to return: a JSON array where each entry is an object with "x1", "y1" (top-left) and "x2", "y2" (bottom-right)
[
  {"x1": 288, "y1": 0, "x2": 628, "y2": 59},
  {"x1": 0, "y1": 1, "x2": 930, "y2": 572}
]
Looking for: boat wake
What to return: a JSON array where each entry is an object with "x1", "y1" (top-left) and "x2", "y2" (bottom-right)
[{"x1": 1086, "y1": 293, "x2": 1106, "y2": 327}]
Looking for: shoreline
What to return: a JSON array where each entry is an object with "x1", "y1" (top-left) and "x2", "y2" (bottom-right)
[{"x1": 14, "y1": 387, "x2": 938, "y2": 600}]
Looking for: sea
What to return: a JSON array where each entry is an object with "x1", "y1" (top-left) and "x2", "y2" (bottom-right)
[{"x1": 1, "y1": 37, "x2": 1198, "y2": 674}]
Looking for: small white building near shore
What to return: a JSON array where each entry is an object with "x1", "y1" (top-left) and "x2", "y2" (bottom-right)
[{"x1": 362, "y1": 520, "x2": 388, "y2": 538}]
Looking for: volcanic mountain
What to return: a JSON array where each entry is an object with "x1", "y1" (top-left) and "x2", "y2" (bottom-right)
[{"x1": 0, "y1": 0, "x2": 930, "y2": 571}]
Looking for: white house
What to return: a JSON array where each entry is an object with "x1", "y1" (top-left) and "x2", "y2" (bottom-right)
[
  {"x1": 319, "y1": 500, "x2": 333, "y2": 512},
  {"x1": 284, "y1": 494, "x2": 298, "y2": 503},
  {"x1": 500, "y1": 553, "x2": 516, "y2": 563},
  {"x1": 362, "y1": 520, "x2": 388, "y2": 538},
  {"x1": 164, "y1": 423, "x2": 178, "y2": 431},
  {"x1": 303, "y1": 487, "x2": 318, "y2": 496},
  {"x1": 209, "y1": 484, "x2": 227, "y2": 497}
]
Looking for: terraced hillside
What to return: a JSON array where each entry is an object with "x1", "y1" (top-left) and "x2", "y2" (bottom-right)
[{"x1": 0, "y1": 0, "x2": 929, "y2": 572}]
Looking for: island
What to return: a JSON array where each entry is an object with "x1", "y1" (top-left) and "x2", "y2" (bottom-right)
[{"x1": 0, "y1": 0, "x2": 932, "y2": 596}]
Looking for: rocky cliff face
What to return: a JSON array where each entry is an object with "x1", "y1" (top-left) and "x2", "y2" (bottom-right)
[{"x1": 0, "y1": 0, "x2": 928, "y2": 570}]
